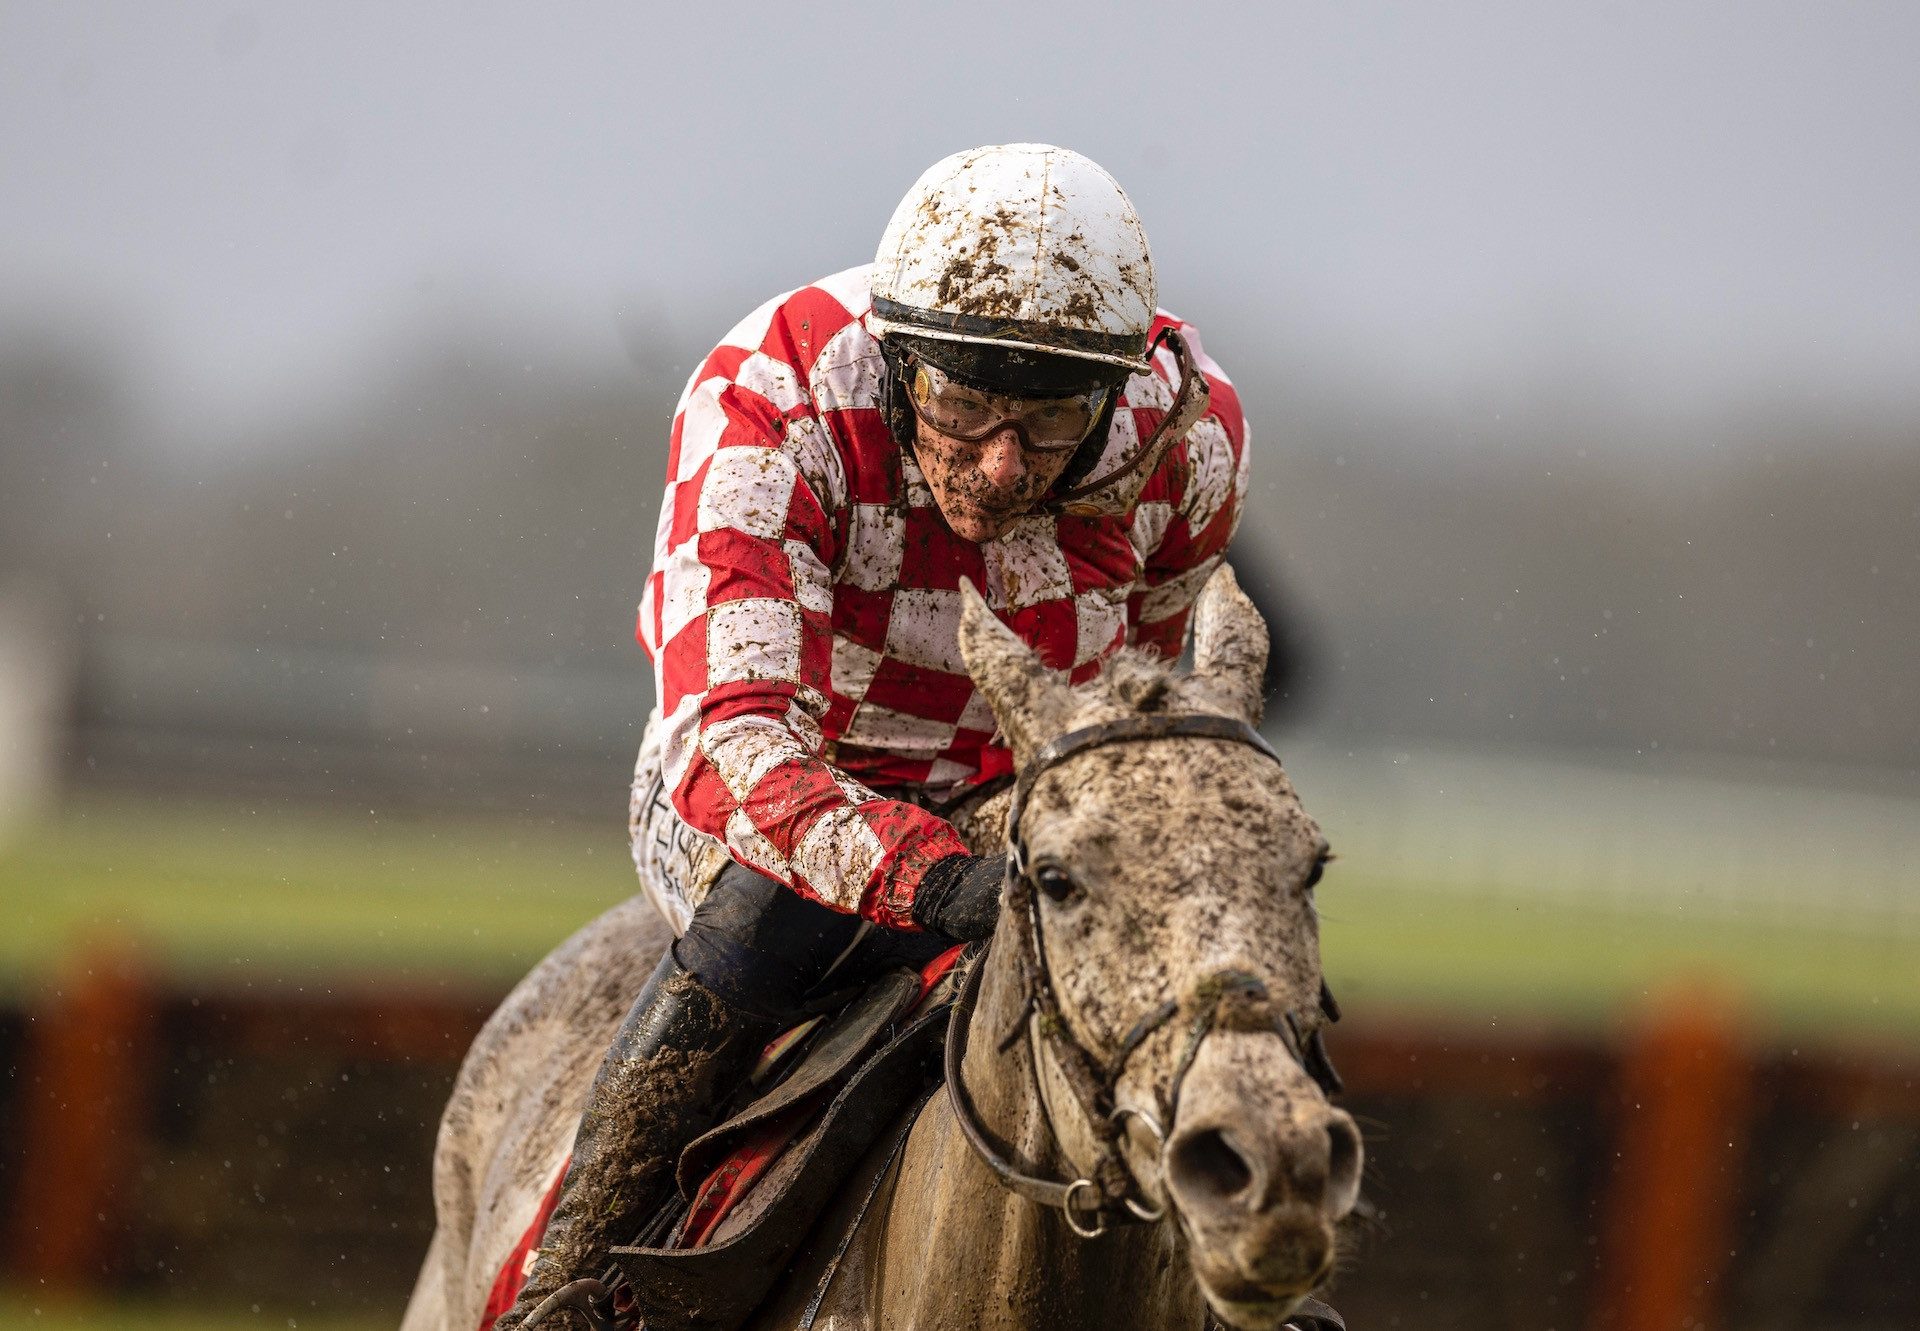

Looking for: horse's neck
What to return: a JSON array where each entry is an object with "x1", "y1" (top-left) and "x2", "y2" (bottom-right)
[{"x1": 871, "y1": 929, "x2": 1204, "y2": 1330}]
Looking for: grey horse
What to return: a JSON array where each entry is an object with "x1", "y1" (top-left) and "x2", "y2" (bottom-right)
[{"x1": 403, "y1": 566, "x2": 1360, "y2": 1331}]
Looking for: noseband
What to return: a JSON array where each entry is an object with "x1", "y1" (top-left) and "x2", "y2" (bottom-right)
[{"x1": 944, "y1": 713, "x2": 1344, "y2": 1239}]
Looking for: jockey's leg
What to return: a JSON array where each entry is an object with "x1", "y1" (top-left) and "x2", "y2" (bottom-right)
[
  {"x1": 492, "y1": 941, "x2": 775, "y2": 1330},
  {"x1": 494, "y1": 862, "x2": 942, "y2": 1330}
]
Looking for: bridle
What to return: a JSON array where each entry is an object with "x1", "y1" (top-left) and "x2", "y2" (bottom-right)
[{"x1": 943, "y1": 713, "x2": 1344, "y2": 1239}]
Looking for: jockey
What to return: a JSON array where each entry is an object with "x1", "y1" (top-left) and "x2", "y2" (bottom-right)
[{"x1": 498, "y1": 143, "x2": 1253, "y2": 1329}]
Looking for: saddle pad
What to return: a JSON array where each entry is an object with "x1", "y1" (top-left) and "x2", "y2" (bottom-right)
[
  {"x1": 477, "y1": 1160, "x2": 570, "y2": 1331},
  {"x1": 675, "y1": 966, "x2": 921, "y2": 1197},
  {"x1": 610, "y1": 998, "x2": 950, "y2": 1331},
  {"x1": 674, "y1": 947, "x2": 966, "y2": 1245}
]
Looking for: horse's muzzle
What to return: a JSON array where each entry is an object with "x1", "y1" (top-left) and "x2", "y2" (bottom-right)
[{"x1": 1160, "y1": 1031, "x2": 1363, "y2": 1325}]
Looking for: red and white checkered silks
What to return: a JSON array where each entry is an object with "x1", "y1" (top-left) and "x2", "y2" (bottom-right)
[{"x1": 632, "y1": 266, "x2": 1249, "y2": 932}]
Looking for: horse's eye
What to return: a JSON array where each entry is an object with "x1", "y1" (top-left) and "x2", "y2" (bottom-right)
[{"x1": 1034, "y1": 863, "x2": 1079, "y2": 904}]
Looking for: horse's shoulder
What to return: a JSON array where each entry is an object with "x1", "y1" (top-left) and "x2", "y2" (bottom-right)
[
  {"x1": 488, "y1": 895, "x2": 666, "y2": 1046},
  {"x1": 446, "y1": 895, "x2": 665, "y2": 1130}
]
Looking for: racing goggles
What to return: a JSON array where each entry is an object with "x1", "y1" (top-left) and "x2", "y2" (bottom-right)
[{"x1": 906, "y1": 358, "x2": 1109, "y2": 454}]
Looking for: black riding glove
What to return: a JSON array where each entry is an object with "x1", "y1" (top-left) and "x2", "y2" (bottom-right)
[{"x1": 910, "y1": 853, "x2": 1007, "y2": 943}]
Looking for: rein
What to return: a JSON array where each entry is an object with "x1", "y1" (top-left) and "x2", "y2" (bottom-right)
[{"x1": 943, "y1": 713, "x2": 1343, "y2": 1239}]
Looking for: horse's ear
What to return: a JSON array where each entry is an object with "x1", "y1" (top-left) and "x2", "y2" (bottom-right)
[
  {"x1": 1186, "y1": 563, "x2": 1269, "y2": 727},
  {"x1": 957, "y1": 580, "x2": 1074, "y2": 766}
]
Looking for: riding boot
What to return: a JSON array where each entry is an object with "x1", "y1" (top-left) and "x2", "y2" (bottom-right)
[{"x1": 493, "y1": 946, "x2": 780, "y2": 1331}]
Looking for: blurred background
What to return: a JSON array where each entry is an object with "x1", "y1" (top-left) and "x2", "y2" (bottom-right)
[{"x1": 2, "y1": 3, "x2": 1915, "y2": 1328}]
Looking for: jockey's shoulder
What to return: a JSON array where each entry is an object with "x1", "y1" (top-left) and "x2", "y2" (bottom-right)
[{"x1": 683, "y1": 266, "x2": 885, "y2": 397}]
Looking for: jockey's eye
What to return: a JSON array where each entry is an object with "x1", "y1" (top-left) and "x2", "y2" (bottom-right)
[{"x1": 1033, "y1": 862, "x2": 1080, "y2": 904}]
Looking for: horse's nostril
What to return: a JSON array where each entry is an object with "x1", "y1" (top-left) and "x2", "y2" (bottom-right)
[
  {"x1": 1168, "y1": 1127, "x2": 1254, "y2": 1203},
  {"x1": 1327, "y1": 1118, "x2": 1360, "y2": 1186}
]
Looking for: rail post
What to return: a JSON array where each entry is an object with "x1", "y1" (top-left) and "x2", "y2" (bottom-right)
[
  {"x1": 6, "y1": 936, "x2": 156, "y2": 1293},
  {"x1": 1590, "y1": 984, "x2": 1750, "y2": 1331}
]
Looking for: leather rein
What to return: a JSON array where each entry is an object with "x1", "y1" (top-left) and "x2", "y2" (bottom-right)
[{"x1": 943, "y1": 713, "x2": 1344, "y2": 1239}]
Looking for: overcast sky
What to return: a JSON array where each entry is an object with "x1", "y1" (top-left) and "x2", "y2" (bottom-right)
[{"x1": 4, "y1": 1, "x2": 1917, "y2": 450}]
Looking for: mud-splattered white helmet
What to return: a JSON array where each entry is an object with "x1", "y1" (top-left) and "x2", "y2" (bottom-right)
[{"x1": 869, "y1": 143, "x2": 1158, "y2": 385}]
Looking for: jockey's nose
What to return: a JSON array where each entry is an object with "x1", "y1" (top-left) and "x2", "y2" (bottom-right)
[{"x1": 975, "y1": 428, "x2": 1028, "y2": 489}]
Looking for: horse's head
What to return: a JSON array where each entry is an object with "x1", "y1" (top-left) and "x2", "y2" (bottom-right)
[{"x1": 958, "y1": 565, "x2": 1362, "y2": 1330}]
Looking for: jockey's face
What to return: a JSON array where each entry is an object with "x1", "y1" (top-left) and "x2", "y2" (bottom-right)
[{"x1": 914, "y1": 419, "x2": 1078, "y2": 543}]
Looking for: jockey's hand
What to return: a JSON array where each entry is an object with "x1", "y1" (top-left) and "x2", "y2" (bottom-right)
[{"x1": 910, "y1": 853, "x2": 1008, "y2": 943}]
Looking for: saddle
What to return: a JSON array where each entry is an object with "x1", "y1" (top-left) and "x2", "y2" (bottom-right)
[{"x1": 605, "y1": 949, "x2": 964, "y2": 1331}]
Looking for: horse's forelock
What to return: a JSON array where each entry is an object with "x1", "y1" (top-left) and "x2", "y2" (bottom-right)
[{"x1": 1095, "y1": 647, "x2": 1177, "y2": 713}]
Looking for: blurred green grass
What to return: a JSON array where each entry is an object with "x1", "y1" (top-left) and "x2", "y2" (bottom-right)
[
  {"x1": 1, "y1": 792, "x2": 1916, "y2": 1041},
  {"x1": 1323, "y1": 866, "x2": 1920, "y2": 1041},
  {"x1": 0, "y1": 793, "x2": 632, "y2": 998}
]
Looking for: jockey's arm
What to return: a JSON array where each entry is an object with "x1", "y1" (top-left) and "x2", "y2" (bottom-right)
[
  {"x1": 645, "y1": 373, "x2": 970, "y2": 932},
  {"x1": 1126, "y1": 321, "x2": 1252, "y2": 657}
]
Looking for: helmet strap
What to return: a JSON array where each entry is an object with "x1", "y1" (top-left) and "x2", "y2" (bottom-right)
[
  {"x1": 1046, "y1": 326, "x2": 1210, "y2": 515},
  {"x1": 879, "y1": 339, "x2": 920, "y2": 457}
]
